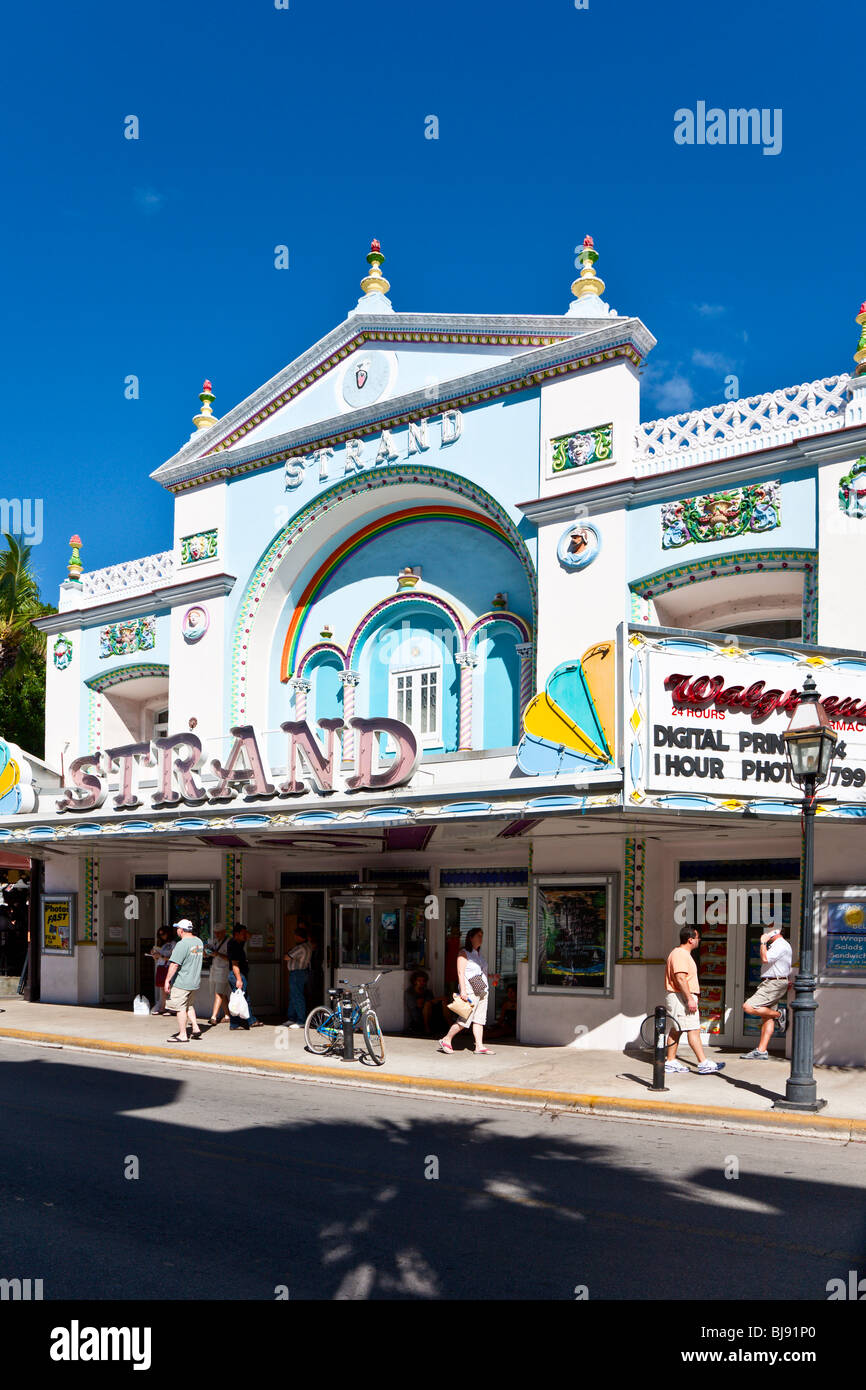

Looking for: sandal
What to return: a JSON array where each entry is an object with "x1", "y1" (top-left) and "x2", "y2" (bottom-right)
[
  {"x1": 189, "y1": 1032, "x2": 203, "y2": 1040},
  {"x1": 437, "y1": 1040, "x2": 454, "y2": 1053},
  {"x1": 250, "y1": 1020, "x2": 264, "y2": 1028},
  {"x1": 474, "y1": 1047, "x2": 495, "y2": 1055},
  {"x1": 167, "y1": 1034, "x2": 189, "y2": 1043}
]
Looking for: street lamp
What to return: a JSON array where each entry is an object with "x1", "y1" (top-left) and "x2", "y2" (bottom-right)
[{"x1": 774, "y1": 674, "x2": 837, "y2": 1112}]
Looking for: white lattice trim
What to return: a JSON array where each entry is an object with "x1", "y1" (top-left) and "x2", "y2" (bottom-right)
[
  {"x1": 79, "y1": 551, "x2": 175, "y2": 600},
  {"x1": 635, "y1": 375, "x2": 850, "y2": 476}
]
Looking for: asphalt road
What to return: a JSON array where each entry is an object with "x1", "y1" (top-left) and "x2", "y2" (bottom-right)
[{"x1": 1, "y1": 1040, "x2": 864, "y2": 1301}]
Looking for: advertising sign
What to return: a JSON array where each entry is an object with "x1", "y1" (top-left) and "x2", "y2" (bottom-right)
[
  {"x1": 42, "y1": 894, "x2": 75, "y2": 954},
  {"x1": 625, "y1": 630, "x2": 866, "y2": 808},
  {"x1": 818, "y1": 890, "x2": 866, "y2": 980}
]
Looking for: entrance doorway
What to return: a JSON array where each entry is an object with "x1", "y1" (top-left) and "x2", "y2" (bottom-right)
[
  {"x1": 678, "y1": 878, "x2": 798, "y2": 1052},
  {"x1": 281, "y1": 890, "x2": 326, "y2": 1012},
  {"x1": 444, "y1": 890, "x2": 528, "y2": 1035},
  {"x1": 100, "y1": 889, "x2": 159, "y2": 1003}
]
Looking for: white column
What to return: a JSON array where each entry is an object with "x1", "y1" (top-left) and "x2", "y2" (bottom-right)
[
  {"x1": 454, "y1": 653, "x2": 478, "y2": 752},
  {"x1": 515, "y1": 642, "x2": 534, "y2": 720},
  {"x1": 339, "y1": 670, "x2": 361, "y2": 765},
  {"x1": 289, "y1": 678, "x2": 310, "y2": 721}
]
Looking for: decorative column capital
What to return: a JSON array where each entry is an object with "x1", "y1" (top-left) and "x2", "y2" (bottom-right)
[
  {"x1": 455, "y1": 652, "x2": 479, "y2": 671},
  {"x1": 515, "y1": 643, "x2": 534, "y2": 659},
  {"x1": 289, "y1": 677, "x2": 311, "y2": 695},
  {"x1": 339, "y1": 670, "x2": 361, "y2": 688}
]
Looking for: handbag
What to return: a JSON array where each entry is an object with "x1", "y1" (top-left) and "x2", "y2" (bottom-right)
[
  {"x1": 228, "y1": 989, "x2": 250, "y2": 1020},
  {"x1": 447, "y1": 993, "x2": 474, "y2": 1020}
]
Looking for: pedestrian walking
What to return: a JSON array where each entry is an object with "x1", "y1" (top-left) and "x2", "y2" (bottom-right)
[
  {"x1": 205, "y1": 923, "x2": 231, "y2": 1026},
  {"x1": 164, "y1": 920, "x2": 205, "y2": 1042},
  {"x1": 438, "y1": 927, "x2": 500, "y2": 1055},
  {"x1": 150, "y1": 926, "x2": 173, "y2": 1014},
  {"x1": 740, "y1": 924, "x2": 793, "y2": 1058},
  {"x1": 664, "y1": 925, "x2": 725, "y2": 1074},
  {"x1": 227, "y1": 924, "x2": 264, "y2": 1031},
  {"x1": 283, "y1": 924, "x2": 313, "y2": 1028}
]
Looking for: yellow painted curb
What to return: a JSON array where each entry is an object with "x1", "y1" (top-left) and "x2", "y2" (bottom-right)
[{"x1": 2, "y1": 1026, "x2": 863, "y2": 1137}]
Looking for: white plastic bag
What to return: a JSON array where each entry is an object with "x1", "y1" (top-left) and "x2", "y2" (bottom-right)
[
  {"x1": 228, "y1": 989, "x2": 250, "y2": 1020},
  {"x1": 133, "y1": 994, "x2": 151, "y2": 1015}
]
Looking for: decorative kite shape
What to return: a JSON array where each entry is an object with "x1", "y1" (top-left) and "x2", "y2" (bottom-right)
[
  {"x1": 517, "y1": 642, "x2": 615, "y2": 777},
  {"x1": 0, "y1": 739, "x2": 37, "y2": 814}
]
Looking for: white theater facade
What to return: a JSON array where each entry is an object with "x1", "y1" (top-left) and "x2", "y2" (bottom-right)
[{"x1": 5, "y1": 239, "x2": 866, "y2": 1063}]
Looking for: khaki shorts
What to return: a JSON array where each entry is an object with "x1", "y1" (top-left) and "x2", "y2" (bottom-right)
[
  {"x1": 665, "y1": 990, "x2": 702, "y2": 1034},
  {"x1": 746, "y1": 977, "x2": 788, "y2": 1010},
  {"x1": 167, "y1": 986, "x2": 195, "y2": 1012}
]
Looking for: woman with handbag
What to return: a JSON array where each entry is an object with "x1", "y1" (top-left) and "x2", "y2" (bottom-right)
[{"x1": 438, "y1": 927, "x2": 500, "y2": 1055}]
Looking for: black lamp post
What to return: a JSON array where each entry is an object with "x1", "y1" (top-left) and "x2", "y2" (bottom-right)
[{"x1": 774, "y1": 674, "x2": 837, "y2": 1112}]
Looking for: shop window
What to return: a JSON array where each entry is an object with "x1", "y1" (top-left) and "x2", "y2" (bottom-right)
[
  {"x1": 531, "y1": 876, "x2": 615, "y2": 994},
  {"x1": 390, "y1": 666, "x2": 441, "y2": 746},
  {"x1": 151, "y1": 707, "x2": 169, "y2": 741}
]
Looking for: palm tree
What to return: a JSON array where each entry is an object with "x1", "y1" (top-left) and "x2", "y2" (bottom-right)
[{"x1": 0, "y1": 535, "x2": 44, "y2": 680}]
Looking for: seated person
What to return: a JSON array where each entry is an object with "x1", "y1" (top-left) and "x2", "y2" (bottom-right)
[
  {"x1": 486, "y1": 983, "x2": 518, "y2": 1038},
  {"x1": 405, "y1": 969, "x2": 449, "y2": 1036}
]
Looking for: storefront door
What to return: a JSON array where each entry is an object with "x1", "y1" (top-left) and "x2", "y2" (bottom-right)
[
  {"x1": 444, "y1": 890, "x2": 526, "y2": 1036},
  {"x1": 687, "y1": 880, "x2": 797, "y2": 1053},
  {"x1": 281, "y1": 890, "x2": 327, "y2": 1009},
  {"x1": 101, "y1": 890, "x2": 158, "y2": 1004},
  {"x1": 492, "y1": 893, "x2": 528, "y2": 1029}
]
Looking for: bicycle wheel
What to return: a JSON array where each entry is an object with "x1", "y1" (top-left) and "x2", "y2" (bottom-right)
[
  {"x1": 639, "y1": 1011, "x2": 678, "y2": 1049},
  {"x1": 304, "y1": 1006, "x2": 340, "y2": 1054},
  {"x1": 362, "y1": 1010, "x2": 386, "y2": 1065}
]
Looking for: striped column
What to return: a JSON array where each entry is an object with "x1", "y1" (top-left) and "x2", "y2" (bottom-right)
[
  {"x1": 455, "y1": 653, "x2": 478, "y2": 752},
  {"x1": 515, "y1": 643, "x2": 534, "y2": 718},
  {"x1": 289, "y1": 677, "x2": 310, "y2": 721},
  {"x1": 339, "y1": 670, "x2": 360, "y2": 765}
]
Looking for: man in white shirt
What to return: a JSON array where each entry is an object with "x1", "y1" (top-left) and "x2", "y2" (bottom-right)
[{"x1": 741, "y1": 925, "x2": 794, "y2": 1059}]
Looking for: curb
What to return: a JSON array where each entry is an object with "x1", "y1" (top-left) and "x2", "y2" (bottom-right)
[{"x1": 2, "y1": 1026, "x2": 864, "y2": 1140}]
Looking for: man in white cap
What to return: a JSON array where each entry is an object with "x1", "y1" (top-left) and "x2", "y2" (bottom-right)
[
  {"x1": 740, "y1": 923, "x2": 793, "y2": 1059},
  {"x1": 164, "y1": 920, "x2": 205, "y2": 1043}
]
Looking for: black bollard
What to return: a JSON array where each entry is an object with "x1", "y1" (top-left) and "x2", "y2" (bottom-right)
[
  {"x1": 649, "y1": 1004, "x2": 669, "y2": 1092},
  {"x1": 341, "y1": 986, "x2": 355, "y2": 1062}
]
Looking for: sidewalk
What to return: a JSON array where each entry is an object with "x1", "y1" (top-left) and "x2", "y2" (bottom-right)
[{"x1": 1, "y1": 998, "x2": 864, "y2": 1140}]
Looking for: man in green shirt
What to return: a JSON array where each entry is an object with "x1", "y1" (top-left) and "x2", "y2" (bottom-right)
[{"x1": 164, "y1": 919, "x2": 205, "y2": 1042}]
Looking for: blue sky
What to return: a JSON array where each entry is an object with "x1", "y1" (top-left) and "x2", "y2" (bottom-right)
[{"x1": 2, "y1": 0, "x2": 863, "y2": 599}]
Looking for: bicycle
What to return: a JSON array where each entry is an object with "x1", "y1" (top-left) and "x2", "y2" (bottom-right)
[{"x1": 304, "y1": 973, "x2": 386, "y2": 1065}]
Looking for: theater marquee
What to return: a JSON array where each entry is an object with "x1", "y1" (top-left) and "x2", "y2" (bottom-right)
[{"x1": 624, "y1": 629, "x2": 866, "y2": 810}]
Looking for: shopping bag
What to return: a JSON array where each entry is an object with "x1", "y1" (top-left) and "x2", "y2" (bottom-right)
[{"x1": 229, "y1": 989, "x2": 250, "y2": 1020}]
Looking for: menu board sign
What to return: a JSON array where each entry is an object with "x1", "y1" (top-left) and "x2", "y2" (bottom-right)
[{"x1": 819, "y1": 891, "x2": 866, "y2": 980}]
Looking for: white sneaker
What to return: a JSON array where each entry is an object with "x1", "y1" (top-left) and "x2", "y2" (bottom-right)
[
  {"x1": 664, "y1": 1060, "x2": 689, "y2": 1073},
  {"x1": 288, "y1": 1022, "x2": 302, "y2": 1030},
  {"x1": 697, "y1": 1060, "x2": 726, "y2": 1073}
]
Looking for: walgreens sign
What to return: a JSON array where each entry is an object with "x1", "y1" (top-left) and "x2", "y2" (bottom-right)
[{"x1": 642, "y1": 649, "x2": 866, "y2": 799}]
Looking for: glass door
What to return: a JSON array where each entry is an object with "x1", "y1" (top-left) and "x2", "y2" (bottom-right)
[
  {"x1": 101, "y1": 892, "x2": 136, "y2": 1002},
  {"x1": 730, "y1": 889, "x2": 795, "y2": 1053},
  {"x1": 492, "y1": 894, "x2": 527, "y2": 1032},
  {"x1": 243, "y1": 890, "x2": 278, "y2": 1014},
  {"x1": 281, "y1": 891, "x2": 326, "y2": 1009}
]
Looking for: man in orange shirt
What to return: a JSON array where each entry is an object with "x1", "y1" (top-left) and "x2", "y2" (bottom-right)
[{"x1": 664, "y1": 925, "x2": 725, "y2": 1075}]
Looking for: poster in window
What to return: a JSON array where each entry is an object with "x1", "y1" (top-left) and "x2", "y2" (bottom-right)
[
  {"x1": 42, "y1": 895, "x2": 75, "y2": 955},
  {"x1": 820, "y1": 892, "x2": 866, "y2": 980},
  {"x1": 535, "y1": 882, "x2": 609, "y2": 990}
]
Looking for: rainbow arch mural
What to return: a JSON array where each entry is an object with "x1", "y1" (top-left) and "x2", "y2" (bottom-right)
[
  {"x1": 280, "y1": 505, "x2": 518, "y2": 680},
  {"x1": 517, "y1": 641, "x2": 616, "y2": 776}
]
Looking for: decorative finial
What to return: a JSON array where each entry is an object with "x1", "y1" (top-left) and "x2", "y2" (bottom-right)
[
  {"x1": 397, "y1": 567, "x2": 420, "y2": 590},
  {"x1": 360, "y1": 239, "x2": 391, "y2": 298},
  {"x1": 571, "y1": 234, "x2": 606, "y2": 302},
  {"x1": 68, "y1": 535, "x2": 83, "y2": 583},
  {"x1": 193, "y1": 379, "x2": 220, "y2": 431},
  {"x1": 320, "y1": 622, "x2": 333, "y2": 640},
  {"x1": 855, "y1": 303, "x2": 866, "y2": 377},
  {"x1": 491, "y1": 592, "x2": 508, "y2": 610}
]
